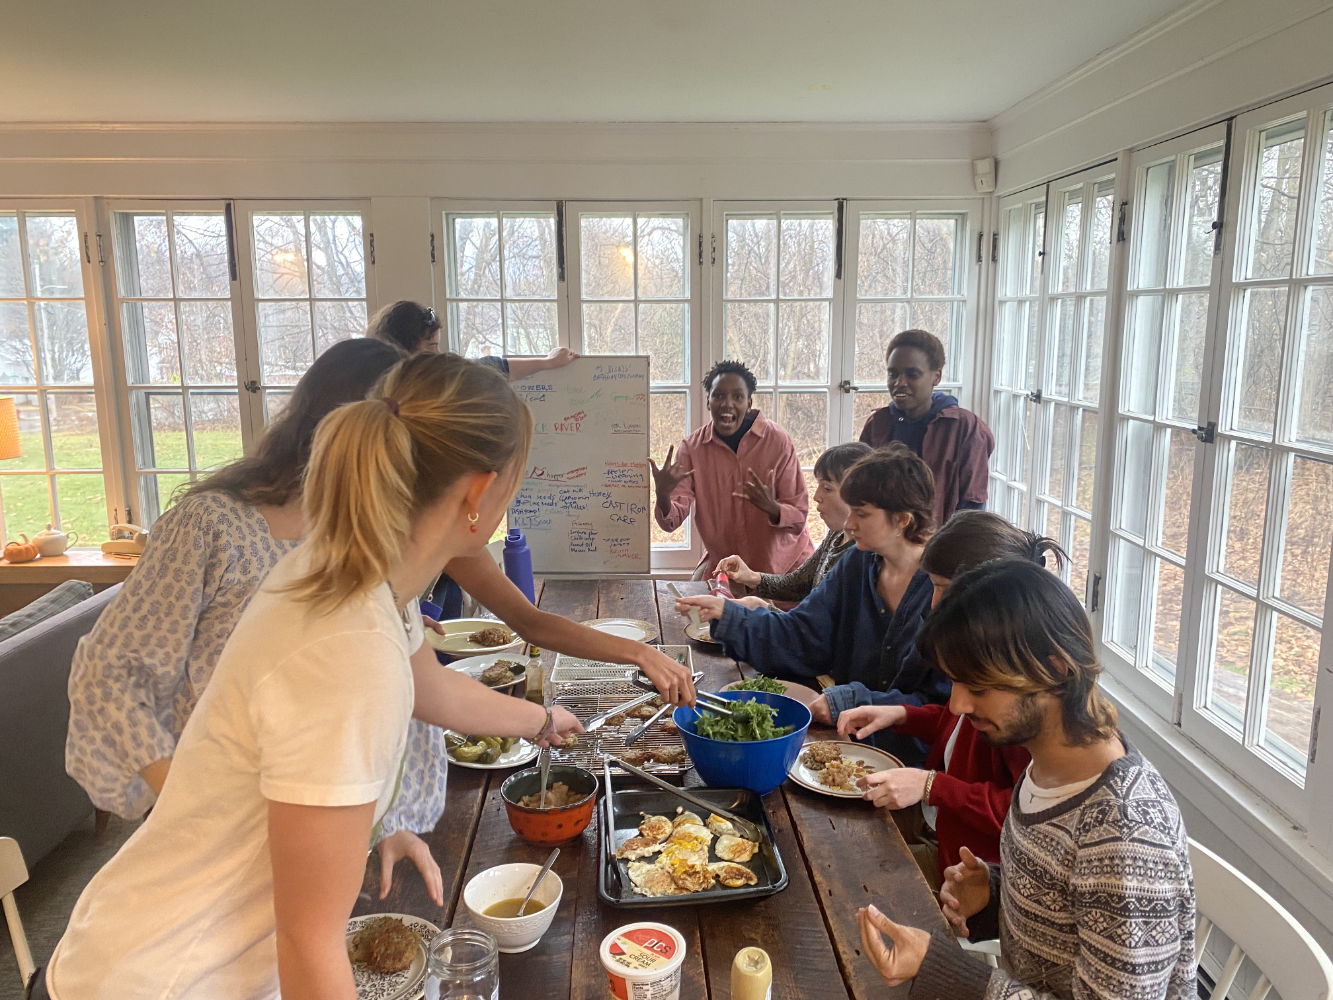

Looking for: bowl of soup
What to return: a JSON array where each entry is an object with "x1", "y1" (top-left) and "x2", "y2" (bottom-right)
[{"x1": 462, "y1": 862, "x2": 564, "y2": 953}]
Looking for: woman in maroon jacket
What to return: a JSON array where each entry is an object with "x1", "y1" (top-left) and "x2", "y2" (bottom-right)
[
  {"x1": 834, "y1": 511, "x2": 1066, "y2": 875},
  {"x1": 859, "y1": 329, "x2": 994, "y2": 528}
]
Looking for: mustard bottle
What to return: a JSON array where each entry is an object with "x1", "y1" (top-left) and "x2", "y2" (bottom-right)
[{"x1": 731, "y1": 946, "x2": 772, "y2": 1000}]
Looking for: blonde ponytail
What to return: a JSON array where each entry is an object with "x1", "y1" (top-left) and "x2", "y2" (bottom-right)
[{"x1": 285, "y1": 353, "x2": 531, "y2": 614}]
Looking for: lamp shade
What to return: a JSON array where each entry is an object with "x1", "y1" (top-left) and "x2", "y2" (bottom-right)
[{"x1": 0, "y1": 397, "x2": 19, "y2": 462}]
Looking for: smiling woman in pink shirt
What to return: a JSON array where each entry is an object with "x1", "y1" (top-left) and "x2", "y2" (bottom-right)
[{"x1": 651, "y1": 360, "x2": 814, "y2": 578}]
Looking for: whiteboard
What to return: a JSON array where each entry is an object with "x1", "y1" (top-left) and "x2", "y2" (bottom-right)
[{"x1": 508, "y1": 357, "x2": 651, "y2": 575}]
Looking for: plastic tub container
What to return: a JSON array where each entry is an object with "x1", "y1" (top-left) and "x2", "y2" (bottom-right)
[
  {"x1": 674, "y1": 691, "x2": 811, "y2": 796},
  {"x1": 599, "y1": 922, "x2": 687, "y2": 1000}
]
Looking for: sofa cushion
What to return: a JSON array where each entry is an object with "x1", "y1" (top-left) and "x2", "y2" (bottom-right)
[{"x1": 0, "y1": 579, "x2": 94, "y2": 643}]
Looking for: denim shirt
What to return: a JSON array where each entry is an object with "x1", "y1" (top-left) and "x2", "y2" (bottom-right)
[{"x1": 711, "y1": 547, "x2": 938, "y2": 695}]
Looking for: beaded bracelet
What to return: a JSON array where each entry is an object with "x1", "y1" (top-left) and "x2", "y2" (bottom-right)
[
  {"x1": 923, "y1": 769, "x2": 938, "y2": 806},
  {"x1": 531, "y1": 706, "x2": 553, "y2": 743}
]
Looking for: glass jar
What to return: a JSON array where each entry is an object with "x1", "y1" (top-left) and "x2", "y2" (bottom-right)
[{"x1": 425, "y1": 928, "x2": 500, "y2": 1000}]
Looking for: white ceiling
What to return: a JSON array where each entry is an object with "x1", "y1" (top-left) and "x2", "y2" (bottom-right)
[{"x1": 4, "y1": 0, "x2": 1191, "y2": 123}]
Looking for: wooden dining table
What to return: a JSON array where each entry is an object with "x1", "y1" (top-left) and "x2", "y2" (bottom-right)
[{"x1": 355, "y1": 578, "x2": 949, "y2": 999}]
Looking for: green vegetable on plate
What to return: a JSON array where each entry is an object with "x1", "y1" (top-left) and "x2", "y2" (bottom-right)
[
  {"x1": 695, "y1": 697, "x2": 795, "y2": 742},
  {"x1": 729, "y1": 676, "x2": 786, "y2": 695}
]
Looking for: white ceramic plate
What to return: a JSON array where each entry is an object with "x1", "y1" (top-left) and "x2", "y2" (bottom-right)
[
  {"x1": 346, "y1": 912, "x2": 438, "y2": 1000},
  {"x1": 580, "y1": 617, "x2": 660, "y2": 643},
  {"x1": 786, "y1": 740, "x2": 903, "y2": 798},
  {"x1": 426, "y1": 618, "x2": 523, "y2": 655},
  {"x1": 445, "y1": 652, "x2": 528, "y2": 689},
  {"x1": 683, "y1": 620, "x2": 723, "y2": 648},
  {"x1": 445, "y1": 733, "x2": 540, "y2": 770},
  {"x1": 725, "y1": 676, "x2": 821, "y2": 708}
]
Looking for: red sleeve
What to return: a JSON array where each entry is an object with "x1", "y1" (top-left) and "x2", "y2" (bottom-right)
[
  {"x1": 896, "y1": 703, "x2": 950, "y2": 742},
  {"x1": 858, "y1": 416, "x2": 874, "y2": 445},
  {"x1": 654, "y1": 440, "x2": 696, "y2": 533},
  {"x1": 924, "y1": 741, "x2": 1027, "y2": 839},
  {"x1": 955, "y1": 412, "x2": 995, "y2": 507}
]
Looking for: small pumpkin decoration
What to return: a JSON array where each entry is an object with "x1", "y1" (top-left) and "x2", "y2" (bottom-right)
[{"x1": 4, "y1": 534, "x2": 40, "y2": 563}]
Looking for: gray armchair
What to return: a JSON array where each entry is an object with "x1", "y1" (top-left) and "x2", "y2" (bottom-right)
[{"x1": 0, "y1": 584, "x2": 120, "y2": 866}]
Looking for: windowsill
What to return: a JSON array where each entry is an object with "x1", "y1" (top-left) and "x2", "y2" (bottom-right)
[
  {"x1": 0, "y1": 549, "x2": 139, "y2": 582},
  {"x1": 1102, "y1": 672, "x2": 1333, "y2": 928}
]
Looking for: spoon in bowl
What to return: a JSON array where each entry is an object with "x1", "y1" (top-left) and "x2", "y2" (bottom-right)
[{"x1": 518, "y1": 847, "x2": 560, "y2": 916}]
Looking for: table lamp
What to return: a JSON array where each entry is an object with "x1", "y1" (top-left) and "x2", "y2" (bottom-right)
[{"x1": 0, "y1": 397, "x2": 20, "y2": 461}]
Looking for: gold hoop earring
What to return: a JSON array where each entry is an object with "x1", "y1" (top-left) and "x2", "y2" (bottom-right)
[{"x1": 468, "y1": 512, "x2": 479, "y2": 533}]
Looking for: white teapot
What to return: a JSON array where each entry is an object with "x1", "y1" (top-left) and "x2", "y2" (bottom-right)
[{"x1": 33, "y1": 523, "x2": 77, "y2": 557}]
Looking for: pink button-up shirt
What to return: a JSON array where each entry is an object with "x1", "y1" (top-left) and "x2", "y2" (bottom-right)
[{"x1": 655, "y1": 409, "x2": 815, "y2": 577}]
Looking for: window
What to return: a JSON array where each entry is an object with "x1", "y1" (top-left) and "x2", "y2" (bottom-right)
[
  {"x1": 988, "y1": 190, "x2": 1045, "y2": 526},
  {"x1": 567, "y1": 204, "x2": 698, "y2": 550},
  {"x1": 1105, "y1": 127, "x2": 1225, "y2": 694},
  {"x1": 0, "y1": 206, "x2": 108, "y2": 545}
]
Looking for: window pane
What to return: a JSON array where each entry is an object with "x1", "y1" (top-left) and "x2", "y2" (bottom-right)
[
  {"x1": 1122, "y1": 294, "x2": 1163, "y2": 416},
  {"x1": 1047, "y1": 298, "x2": 1074, "y2": 398},
  {"x1": 179, "y1": 300, "x2": 237, "y2": 384},
  {"x1": 449, "y1": 216, "x2": 501, "y2": 298},
  {"x1": 264, "y1": 391, "x2": 291, "y2": 423},
  {"x1": 910, "y1": 301, "x2": 955, "y2": 364},
  {"x1": 778, "y1": 392, "x2": 827, "y2": 467},
  {"x1": 0, "y1": 213, "x2": 24, "y2": 297},
  {"x1": 582, "y1": 302, "x2": 635, "y2": 355},
  {"x1": 308, "y1": 214, "x2": 364, "y2": 298},
  {"x1": 251, "y1": 215, "x2": 309, "y2": 298},
  {"x1": 580, "y1": 216, "x2": 635, "y2": 300},
  {"x1": 1044, "y1": 503, "x2": 1063, "y2": 551},
  {"x1": 726, "y1": 217, "x2": 776, "y2": 299},
  {"x1": 0, "y1": 302, "x2": 36, "y2": 384},
  {"x1": 32, "y1": 302, "x2": 92, "y2": 384},
  {"x1": 1246, "y1": 120, "x2": 1305, "y2": 280},
  {"x1": 25, "y1": 214, "x2": 83, "y2": 297},
  {"x1": 1119, "y1": 417, "x2": 1153, "y2": 538},
  {"x1": 1313, "y1": 114, "x2": 1333, "y2": 274},
  {"x1": 1134, "y1": 160, "x2": 1175, "y2": 290},
  {"x1": 174, "y1": 215, "x2": 230, "y2": 298},
  {"x1": 1210, "y1": 587, "x2": 1255, "y2": 732},
  {"x1": 1045, "y1": 403, "x2": 1070, "y2": 501},
  {"x1": 803, "y1": 470, "x2": 826, "y2": 544},
  {"x1": 1182, "y1": 147, "x2": 1224, "y2": 286},
  {"x1": 46, "y1": 393, "x2": 100, "y2": 469},
  {"x1": 1159, "y1": 429, "x2": 1195, "y2": 559},
  {"x1": 857, "y1": 215, "x2": 910, "y2": 297},
  {"x1": 1294, "y1": 286, "x2": 1333, "y2": 447},
  {"x1": 777, "y1": 301, "x2": 830, "y2": 382},
  {"x1": 1078, "y1": 297, "x2": 1104, "y2": 404},
  {"x1": 779, "y1": 216, "x2": 834, "y2": 299},
  {"x1": 723, "y1": 302, "x2": 773, "y2": 381},
  {"x1": 53, "y1": 473, "x2": 107, "y2": 545},
  {"x1": 452, "y1": 301, "x2": 502, "y2": 359},
  {"x1": 912, "y1": 217, "x2": 957, "y2": 296},
  {"x1": 0, "y1": 475, "x2": 52, "y2": 542},
  {"x1": 1087, "y1": 184, "x2": 1115, "y2": 291},
  {"x1": 131, "y1": 391, "x2": 187, "y2": 469},
  {"x1": 188, "y1": 391, "x2": 243, "y2": 469},
  {"x1": 637, "y1": 215, "x2": 687, "y2": 299},
  {"x1": 1074, "y1": 410, "x2": 1097, "y2": 511},
  {"x1": 853, "y1": 390, "x2": 891, "y2": 433},
  {"x1": 1263, "y1": 614, "x2": 1319, "y2": 766},
  {"x1": 855, "y1": 301, "x2": 908, "y2": 384},
  {"x1": 1071, "y1": 516, "x2": 1092, "y2": 604},
  {"x1": 501, "y1": 217, "x2": 557, "y2": 299},
  {"x1": 649, "y1": 391, "x2": 688, "y2": 547},
  {"x1": 1222, "y1": 443, "x2": 1270, "y2": 588},
  {"x1": 1151, "y1": 558, "x2": 1186, "y2": 683},
  {"x1": 1055, "y1": 192, "x2": 1082, "y2": 294},
  {"x1": 1232, "y1": 287, "x2": 1287, "y2": 435},
  {"x1": 752, "y1": 389, "x2": 775, "y2": 419},
  {"x1": 136, "y1": 472, "x2": 191, "y2": 527},
  {"x1": 114, "y1": 213, "x2": 172, "y2": 298},
  {"x1": 1279, "y1": 455, "x2": 1332, "y2": 617},
  {"x1": 1170, "y1": 292, "x2": 1209, "y2": 423},
  {"x1": 0, "y1": 395, "x2": 42, "y2": 471},
  {"x1": 505, "y1": 301, "x2": 557, "y2": 355},
  {"x1": 257, "y1": 300, "x2": 313, "y2": 385},
  {"x1": 638, "y1": 303, "x2": 685, "y2": 384},
  {"x1": 1109, "y1": 538, "x2": 1144, "y2": 655},
  {"x1": 313, "y1": 300, "x2": 367, "y2": 356},
  {"x1": 120, "y1": 301, "x2": 179, "y2": 385}
]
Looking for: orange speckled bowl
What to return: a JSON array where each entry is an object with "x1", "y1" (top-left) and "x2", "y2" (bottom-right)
[{"x1": 500, "y1": 764, "x2": 600, "y2": 845}]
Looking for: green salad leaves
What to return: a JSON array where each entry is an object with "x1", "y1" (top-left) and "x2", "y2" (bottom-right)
[
  {"x1": 695, "y1": 697, "x2": 795, "y2": 742},
  {"x1": 729, "y1": 676, "x2": 786, "y2": 695}
]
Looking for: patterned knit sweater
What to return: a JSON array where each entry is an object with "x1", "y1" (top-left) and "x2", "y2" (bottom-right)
[
  {"x1": 752, "y1": 528, "x2": 855, "y2": 602},
  {"x1": 910, "y1": 740, "x2": 1198, "y2": 1000}
]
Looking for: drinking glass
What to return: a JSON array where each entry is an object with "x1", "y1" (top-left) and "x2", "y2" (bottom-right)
[{"x1": 425, "y1": 928, "x2": 500, "y2": 1000}]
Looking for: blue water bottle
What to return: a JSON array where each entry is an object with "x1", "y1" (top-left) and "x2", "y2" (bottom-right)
[{"x1": 503, "y1": 529, "x2": 536, "y2": 605}]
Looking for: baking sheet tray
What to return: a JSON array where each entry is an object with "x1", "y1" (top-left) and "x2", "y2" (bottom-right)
[{"x1": 599, "y1": 786, "x2": 788, "y2": 908}]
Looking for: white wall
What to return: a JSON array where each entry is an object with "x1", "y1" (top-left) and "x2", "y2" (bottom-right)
[{"x1": 992, "y1": 0, "x2": 1333, "y2": 191}]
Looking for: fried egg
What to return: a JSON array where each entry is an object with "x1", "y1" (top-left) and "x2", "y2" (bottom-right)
[
  {"x1": 715, "y1": 834, "x2": 759, "y2": 863},
  {"x1": 637, "y1": 812, "x2": 673, "y2": 843},
  {"x1": 616, "y1": 836, "x2": 666, "y2": 860},
  {"x1": 627, "y1": 861, "x2": 683, "y2": 897},
  {"x1": 672, "y1": 808, "x2": 703, "y2": 828},
  {"x1": 669, "y1": 823, "x2": 712, "y2": 845},
  {"x1": 708, "y1": 862, "x2": 759, "y2": 888},
  {"x1": 705, "y1": 813, "x2": 739, "y2": 838}
]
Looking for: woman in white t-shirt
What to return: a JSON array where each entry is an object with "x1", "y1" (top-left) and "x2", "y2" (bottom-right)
[{"x1": 42, "y1": 353, "x2": 582, "y2": 1000}]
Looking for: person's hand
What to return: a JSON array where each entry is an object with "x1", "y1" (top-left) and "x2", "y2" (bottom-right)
[
  {"x1": 675, "y1": 594, "x2": 727, "y2": 622},
  {"x1": 539, "y1": 706, "x2": 584, "y2": 747},
  {"x1": 422, "y1": 615, "x2": 446, "y2": 635},
  {"x1": 734, "y1": 596, "x2": 770, "y2": 610},
  {"x1": 857, "y1": 904, "x2": 931, "y2": 988},
  {"x1": 837, "y1": 704, "x2": 907, "y2": 740},
  {"x1": 541, "y1": 346, "x2": 579, "y2": 370},
  {"x1": 809, "y1": 695, "x2": 833, "y2": 726},
  {"x1": 636, "y1": 645, "x2": 697, "y2": 706},
  {"x1": 377, "y1": 830, "x2": 443, "y2": 907},
  {"x1": 858, "y1": 767, "x2": 929, "y2": 810},
  {"x1": 650, "y1": 446, "x2": 693, "y2": 508},
  {"x1": 733, "y1": 469, "x2": 781, "y2": 522},
  {"x1": 939, "y1": 846, "x2": 991, "y2": 937},
  {"x1": 716, "y1": 555, "x2": 761, "y2": 589}
]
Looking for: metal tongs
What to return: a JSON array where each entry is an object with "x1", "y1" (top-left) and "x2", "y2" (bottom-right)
[{"x1": 606, "y1": 753, "x2": 768, "y2": 846}]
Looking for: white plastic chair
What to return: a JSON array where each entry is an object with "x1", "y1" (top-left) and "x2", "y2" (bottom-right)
[
  {"x1": 0, "y1": 836, "x2": 35, "y2": 988},
  {"x1": 1191, "y1": 838, "x2": 1333, "y2": 1000}
]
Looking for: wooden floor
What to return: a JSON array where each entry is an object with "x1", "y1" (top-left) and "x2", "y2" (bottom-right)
[{"x1": 355, "y1": 578, "x2": 948, "y2": 999}]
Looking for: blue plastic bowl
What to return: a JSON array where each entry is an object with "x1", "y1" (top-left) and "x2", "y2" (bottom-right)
[{"x1": 674, "y1": 690, "x2": 812, "y2": 796}]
